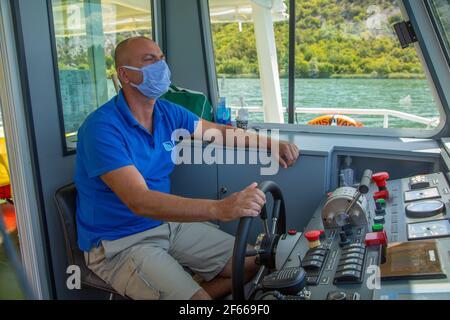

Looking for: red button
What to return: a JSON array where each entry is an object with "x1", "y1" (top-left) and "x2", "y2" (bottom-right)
[
  {"x1": 305, "y1": 230, "x2": 325, "y2": 242},
  {"x1": 372, "y1": 172, "x2": 390, "y2": 187},
  {"x1": 365, "y1": 231, "x2": 388, "y2": 246},
  {"x1": 373, "y1": 190, "x2": 389, "y2": 200},
  {"x1": 288, "y1": 229, "x2": 297, "y2": 235}
]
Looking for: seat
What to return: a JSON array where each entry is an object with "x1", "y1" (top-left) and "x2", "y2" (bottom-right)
[
  {"x1": 54, "y1": 183, "x2": 244, "y2": 300},
  {"x1": 54, "y1": 183, "x2": 120, "y2": 298}
]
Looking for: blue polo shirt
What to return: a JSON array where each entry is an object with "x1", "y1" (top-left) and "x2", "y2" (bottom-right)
[{"x1": 74, "y1": 90, "x2": 199, "y2": 251}]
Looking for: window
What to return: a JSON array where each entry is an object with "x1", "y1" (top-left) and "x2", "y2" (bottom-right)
[
  {"x1": 50, "y1": 0, "x2": 153, "y2": 151},
  {"x1": 427, "y1": 0, "x2": 450, "y2": 63},
  {"x1": 209, "y1": 0, "x2": 289, "y2": 124},
  {"x1": 209, "y1": 0, "x2": 442, "y2": 131},
  {"x1": 293, "y1": 0, "x2": 440, "y2": 130}
]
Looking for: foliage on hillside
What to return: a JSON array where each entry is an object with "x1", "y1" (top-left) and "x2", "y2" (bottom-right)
[{"x1": 212, "y1": 0, "x2": 426, "y2": 79}]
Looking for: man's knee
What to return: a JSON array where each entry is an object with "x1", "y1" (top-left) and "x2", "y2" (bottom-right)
[
  {"x1": 246, "y1": 255, "x2": 258, "y2": 269},
  {"x1": 219, "y1": 255, "x2": 257, "y2": 279},
  {"x1": 190, "y1": 288, "x2": 212, "y2": 300}
]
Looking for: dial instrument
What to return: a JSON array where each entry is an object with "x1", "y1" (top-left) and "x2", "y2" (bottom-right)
[{"x1": 407, "y1": 219, "x2": 450, "y2": 240}]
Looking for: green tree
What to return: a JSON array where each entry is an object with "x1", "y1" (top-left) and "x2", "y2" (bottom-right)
[{"x1": 211, "y1": 0, "x2": 425, "y2": 79}]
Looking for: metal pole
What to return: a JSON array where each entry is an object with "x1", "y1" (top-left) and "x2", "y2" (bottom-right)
[{"x1": 288, "y1": 0, "x2": 295, "y2": 124}]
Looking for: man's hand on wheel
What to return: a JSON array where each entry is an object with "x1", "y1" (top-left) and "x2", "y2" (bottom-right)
[{"x1": 214, "y1": 182, "x2": 266, "y2": 222}]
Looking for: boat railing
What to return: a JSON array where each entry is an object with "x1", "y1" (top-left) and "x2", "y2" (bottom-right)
[{"x1": 229, "y1": 106, "x2": 439, "y2": 128}]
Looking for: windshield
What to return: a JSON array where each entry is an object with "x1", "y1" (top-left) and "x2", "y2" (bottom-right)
[{"x1": 210, "y1": 0, "x2": 442, "y2": 130}]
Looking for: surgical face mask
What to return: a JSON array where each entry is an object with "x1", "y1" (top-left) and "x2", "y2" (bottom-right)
[{"x1": 122, "y1": 60, "x2": 171, "y2": 99}]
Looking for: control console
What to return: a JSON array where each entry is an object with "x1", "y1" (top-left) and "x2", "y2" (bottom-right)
[
  {"x1": 273, "y1": 170, "x2": 450, "y2": 300},
  {"x1": 371, "y1": 172, "x2": 449, "y2": 242}
]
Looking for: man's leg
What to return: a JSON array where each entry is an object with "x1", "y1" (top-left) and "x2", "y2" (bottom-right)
[
  {"x1": 86, "y1": 238, "x2": 208, "y2": 300},
  {"x1": 199, "y1": 255, "x2": 258, "y2": 299},
  {"x1": 168, "y1": 222, "x2": 259, "y2": 299}
]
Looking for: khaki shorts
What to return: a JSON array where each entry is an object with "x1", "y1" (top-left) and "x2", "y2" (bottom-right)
[{"x1": 84, "y1": 222, "x2": 235, "y2": 300}]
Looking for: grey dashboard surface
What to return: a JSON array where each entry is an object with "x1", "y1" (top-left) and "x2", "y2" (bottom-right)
[
  {"x1": 275, "y1": 132, "x2": 441, "y2": 159},
  {"x1": 179, "y1": 132, "x2": 441, "y2": 158}
]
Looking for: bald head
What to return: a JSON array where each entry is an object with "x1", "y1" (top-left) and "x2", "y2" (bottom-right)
[{"x1": 114, "y1": 37, "x2": 162, "y2": 70}]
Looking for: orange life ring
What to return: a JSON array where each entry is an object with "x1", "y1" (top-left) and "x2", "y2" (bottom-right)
[{"x1": 307, "y1": 115, "x2": 364, "y2": 127}]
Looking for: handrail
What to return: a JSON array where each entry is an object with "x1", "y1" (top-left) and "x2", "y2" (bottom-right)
[{"x1": 229, "y1": 106, "x2": 439, "y2": 128}]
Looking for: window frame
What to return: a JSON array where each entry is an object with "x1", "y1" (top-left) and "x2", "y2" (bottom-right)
[
  {"x1": 1, "y1": 0, "x2": 53, "y2": 299},
  {"x1": 424, "y1": 0, "x2": 450, "y2": 68},
  {"x1": 206, "y1": 0, "x2": 449, "y2": 139},
  {"x1": 47, "y1": 0, "x2": 156, "y2": 156}
]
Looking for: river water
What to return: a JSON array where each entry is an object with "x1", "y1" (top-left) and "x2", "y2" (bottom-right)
[{"x1": 218, "y1": 78, "x2": 440, "y2": 129}]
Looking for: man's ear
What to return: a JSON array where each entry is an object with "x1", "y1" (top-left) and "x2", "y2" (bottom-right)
[{"x1": 117, "y1": 67, "x2": 130, "y2": 85}]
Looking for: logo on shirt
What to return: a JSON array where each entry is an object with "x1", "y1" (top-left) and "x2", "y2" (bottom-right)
[{"x1": 162, "y1": 140, "x2": 176, "y2": 152}]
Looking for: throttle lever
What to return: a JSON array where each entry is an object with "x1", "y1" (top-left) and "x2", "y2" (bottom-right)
[{"x1": 343, "y1": 169, "x2": 373, "y2": 216}]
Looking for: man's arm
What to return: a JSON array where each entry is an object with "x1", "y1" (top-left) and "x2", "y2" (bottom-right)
[
  {"x1": 101, "y1": 165, "x2": 266, "y2": 222},
  {"x1": 195, "y1": 119, "x2": 300, "y2": 169}
]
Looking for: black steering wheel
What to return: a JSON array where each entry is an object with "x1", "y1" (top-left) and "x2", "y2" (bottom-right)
[{"x1": 231, "y1": 181, "x2": 287, "y2": 300}]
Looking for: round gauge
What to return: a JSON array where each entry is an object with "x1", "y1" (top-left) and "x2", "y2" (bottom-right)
[
  {"x1": 407, "y1": 219, "x2": 450, "y2": 240},
  {"x1": 405, "y1": 200, "x2": 445, "y2": 219}
]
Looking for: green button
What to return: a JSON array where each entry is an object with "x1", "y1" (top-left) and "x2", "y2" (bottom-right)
[
  {"x1": 372, "y1": 224, "x2": 384, "y2": 232},
  {"x1": 376, "y1": 199, "x2": 386, "y2": 207}
]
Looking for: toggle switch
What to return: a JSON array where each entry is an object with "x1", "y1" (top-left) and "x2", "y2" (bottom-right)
[
  {"x1": 374, "y1": 200, "x2": 386, "y2": 215},
  {"x1": 373, "y1": 215, "x2": 385, "y2": 224},
  {"x1": 339, "y1": 231, "x2": 350, "y2": 247},
  {"x1": 376, "y1": 198, "x2": 386, "y2": 207},
  {"x1": 364, "y1": 230, "x2": 388, "y2": 246},
  {"x1": 372, "y1": 172, "x2": 390, "y2": 191},
  {"x1": 372, "y1": 224, "x2": 384, "y2": 232},
  {"x1": 373, "y1": 190, "x2": 389, "y2": 200},
  {"x1": 365, "y1": 231, "x2": 388, "y2": 264}
]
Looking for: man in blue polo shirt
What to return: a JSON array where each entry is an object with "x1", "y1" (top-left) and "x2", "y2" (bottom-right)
[{"x1": 75, "y1": 37, "x2": 300, "y2": 300}]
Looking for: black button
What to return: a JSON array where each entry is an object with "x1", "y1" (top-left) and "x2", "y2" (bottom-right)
[
  {"x1": 334, "y1": 270, "x2": 361, "y2": 283},
  {"x1": 338, "y1": 258, "x2": 364, "y2": 266},
  {"x1": 344, "y1": 247, "x2": 365, "y2": 255},
  {"x1": 345, "y1": 243, "x2": 366, "y2": 249},
  {"x1": 341, "y1": 253, "x2": 364, "y2": 260},
  {"x1": 374, "y1": 215, "x2": 385, "y2": 224},
  {"x1": 336, "y1": 264, "x2": 363, "y2": 273},
  {"x1": 302, "y1": 259, "x2": 323, "y2": 270},
  {"x1": 303, "y1": 255, "x2": 325, "y2": 263},
  {"x1": 306, "y1": 276, "x2": 318, "y2": 285},
  {"x1": 309, "y1": 248, "x2": 326, "y2": 257}
]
